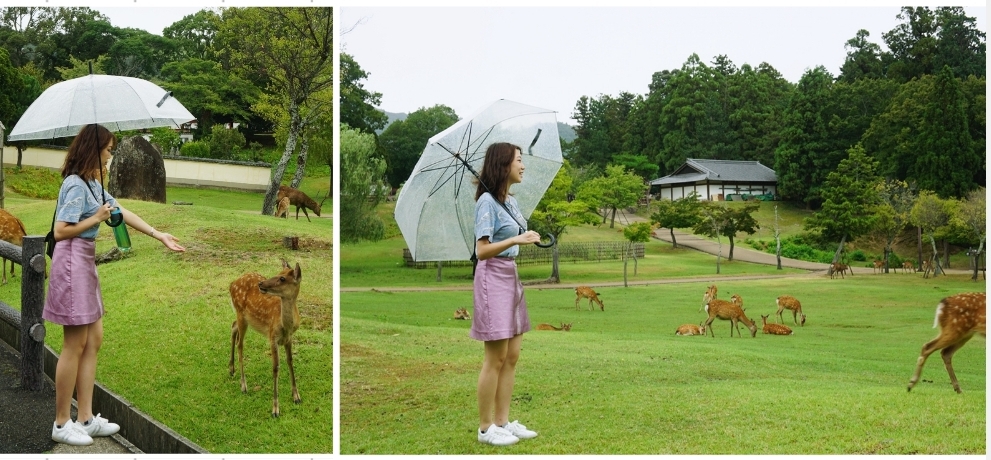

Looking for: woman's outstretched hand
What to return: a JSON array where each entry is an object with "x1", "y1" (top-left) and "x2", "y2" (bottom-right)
[{"x1": 155, "y1": 232, "x2": 186, "y2": 252}]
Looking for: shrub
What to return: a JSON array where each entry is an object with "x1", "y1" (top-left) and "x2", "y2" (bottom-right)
[
  {"x1": 208, "y1": 127, "x2": 246, "y2": 160},
  {"x1": 149, "y1": 127, "x2": 181, "y2": 154},
  {"x1": 849, "y1": 249, "x2": 867, "y2": 262},
  {"x1": 179, "y1": 140, "x2": 210, "y2": 158}
]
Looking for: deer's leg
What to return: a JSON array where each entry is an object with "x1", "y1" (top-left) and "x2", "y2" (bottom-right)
[
  {"x1": 237, "y1": 322, "x2": 248, "y2": 394},
  {"x1": 285, "y1": 340, "x2": 300, "y2": 404},
  {"x1": 271, "y1": 339, "x2": 281, "y2": 417},
  {"x1": 940, "y1": 335, "x2": 973, "y2": 393},
  {"x1": 908, "y1": 334, "x2": 957, "y2": 391},
  {"x1": 302, "y1": 207, "x2": 311, "y2": 222},
  {"x1": 229, "y1": 320, "x2": 238, "y2": 376},
  {"x1": 704, "y1": 317, "x2": 715, "y2": 337},
  {"x1": 1, "y1": 259, "x2": 6, "y2": 285}
]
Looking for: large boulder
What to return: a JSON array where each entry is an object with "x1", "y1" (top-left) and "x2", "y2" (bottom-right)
[{"x1": 107, "y1": 135, "x2": 167, "y2": 203}]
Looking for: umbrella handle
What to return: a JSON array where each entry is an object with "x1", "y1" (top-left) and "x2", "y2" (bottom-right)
[{"x1": 534, "y1": 233, "x2": 556, "y2": 248}]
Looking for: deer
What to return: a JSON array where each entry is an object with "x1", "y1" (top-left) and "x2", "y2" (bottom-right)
[
  {"x1": 907, "y1": 292, "x2": 986, "y2": 394},
  {"x1": 704, "y1": 294, "x2": 757, "y2": 338},
  {"x1": 575, "y1": 286, "x2": 604, "y2": 311},
  {"x1": 873, "y1": 260, "x2": 884, "y2": 274},
  {"x1": 699, "y1": 284, "x2": 717, "y2": 313},
  {"x1": 775, "y1": 295, "x2": 806, "y2": 326},
  {"x1": 453, "y1": 307, "x2": 471, "y2": 320},
  {"x1": 830, "y1": 262, "x2": 849, "y2": 279},
  {"x1": 921, "y1": 259, "x2": 933, "y2": 274},
  {"x1": 760, "y1": 315, "x2": 793, "y2": 335},
  {"x1": 0, "y1": 209, "x2": 26, "y2": 285},
  {"x1": 536, "y1": 322, "x2": 572, "y2": 331},
  {"x1": 229, "y1": 258, "x2": 302, "y2": 417},
  {"x1": 273, "y1": 196, "x2": 290, "y2": 219},
  {"x1": 675, "y1": 323, "x2": 707, "y2": 336},
  {"x1": 277, "y1": 185, "x2": 327, "y2": 222},
  {"x1": 901, "y1": 260, "x2": 914, "y2": 274}
]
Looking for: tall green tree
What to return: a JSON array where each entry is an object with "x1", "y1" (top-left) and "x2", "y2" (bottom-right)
[
  {"x1": 340, "y1": 52, "x2": 387, "y2": 135},
  {"x1": 693, "y1": 200, "x2": 759, "y2": 261},
  {"x1": 159, "y1": 58, "x2": 260, "y2": 139},
  {"x1": 0, "y1": 47, "x2": 25, "y2": 130},
  {"x1": 774, "y1": 66, "x2": 834, "y2": 208},
  {"x1": 218, "y1": 7, "x2": 333, "y2": 215},
  {"x1": 576, "y1": 164, "x2": 646, "y2": 228},
  {"x1": 913, "y1": 65, "x2": 978, "y2": 198},
  {"x1": 804, "y1": 144, "x2": 882, "y2": 265},
  {"x1": 910, "y1": 190, "x2": 953, "y2": 276},
  {"x1": 377, "y1": 104, "x2": 458, "y2": 191},
  {"x1": 162, "y1": 9, "x2": 221, "y2": 61},
  {"x1": 570, "y1": 92, "x2": 637, "y2": 169},
  {"x1": 838, "y1": 29, "x2": 886, "y2": 82},
  {"x1": 340, "y1": 123, "x2": 386, "y2": 243}
]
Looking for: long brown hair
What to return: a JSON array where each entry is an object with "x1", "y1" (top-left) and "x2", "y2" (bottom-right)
[
  {"x1": 61, "y1": 124, "x2": 115, "y2": 181},
  {"x1": 474, "y1": 142, "x2": 520, "y2": 203}
]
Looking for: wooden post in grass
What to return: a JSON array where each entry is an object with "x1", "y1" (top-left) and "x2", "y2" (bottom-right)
[{"x1": 283, "y1": 236, "x2": 299, "y2": 250}]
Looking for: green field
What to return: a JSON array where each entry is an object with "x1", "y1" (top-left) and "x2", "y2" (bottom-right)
[
  {"x1": 1, "y1": 179, "x2": 332, "y2": 454},
  {"x1": 340, "y1": 205, "x2": 986, "y2": 454}
]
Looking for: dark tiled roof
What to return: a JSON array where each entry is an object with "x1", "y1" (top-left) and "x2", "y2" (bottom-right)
[{"x1": 650, "y1": 159, "x2": 776, "y2": 185}]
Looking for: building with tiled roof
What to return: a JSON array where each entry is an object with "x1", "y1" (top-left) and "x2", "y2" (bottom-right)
[{"x1": 649, "y1": 158, "x2": 778, "y2": 201}]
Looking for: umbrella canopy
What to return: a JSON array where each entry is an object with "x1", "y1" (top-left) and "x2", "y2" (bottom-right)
[
  {"x1": 7, "y1": 74, "x2": 195, "y2": 142},
  {"x1": 395, "y1": 99, "x2": 563, "y2": 262}
]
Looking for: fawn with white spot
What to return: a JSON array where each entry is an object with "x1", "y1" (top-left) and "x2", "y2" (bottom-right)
[
  {"x1": 907, "y1": 292, "x2": 985, "y2": 393},
  {"x1": 760, "y1": 315, "x2": 793, "y2": 335},
  {"x1": 575, "y1": 286, "x2": 603, "y2": 311},
  {"x1": 453, "y1": 307, "x2": 471, "y2": 320},
  {"x1": 675, "y1": 323, "x2": 706, "y2": 336},
  {"x1": 229, "y1": 259, "x2": 302, "y2": 417},
  {"x1": 536, "y1": 322, "x2": 572, "y2": 331}
]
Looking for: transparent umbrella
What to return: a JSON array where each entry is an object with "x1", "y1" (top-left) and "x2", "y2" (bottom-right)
[
  {"x1": 395, "y1": 99, "x2": 563, "y2": 262},
  {"x1": 6, "y1": 74, "x2": 194, "y2": 142}
]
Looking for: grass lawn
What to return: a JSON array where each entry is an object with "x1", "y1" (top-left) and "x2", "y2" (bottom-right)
[
  {"x1": 341, "y1": 201, "x2": 984, "y2": 454},
  {"x1": 1, "y1": 180, "x2": 332, "y2": 454},
  {"x1": 340, "y1": 274, "x2": 985, "y2": 454}
]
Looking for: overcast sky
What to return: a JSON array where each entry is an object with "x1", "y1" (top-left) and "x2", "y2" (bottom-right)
[{"x1": 342, "y1": 4, "x2": 986, "y2": 124}]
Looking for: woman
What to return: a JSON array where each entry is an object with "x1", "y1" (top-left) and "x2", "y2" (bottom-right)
[
  {"x1": 471, "y1": 142, "x2": 541, "y2": 446},
  {"x1": 44, "y1": 124, "x2": 186, "y2": 446}
]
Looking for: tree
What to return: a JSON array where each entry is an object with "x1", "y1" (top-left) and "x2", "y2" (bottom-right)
[
  {"x1": 340, "y1": 123, "x2": 386, "y2": 243},
  {"x1": 804, "y1": 144, "x2": 881, "y2": 268},
  {"x1": 838, "y1": 29, "x2": 886, "y2": 82},
  {"x1": 0, "y1": 47, "x2": 25, "y2": 130},
  {"x1": 340, "y1": 53, "x2": 387, "y2": 135},
  {"x1": 378, "y1": 104, "x2": 458, "y2": 191},
  {"x1": 570, "y1": 92, "x2": 637, "y2": 169},
  {"x1": 693, "y1": 200, "x2": 759, "y2": 261},
  {"x1": 576, "y1": 164, "x2": 646, "y2": 228},
  {"x1": 159, "y1": 58, "x2": 260, "y2": 140},
  {"x1": 649, "y1": 192, "x2": 703, "y2": 249},
  {"x1": 774, "y1": 66, "x2": 834, "y2": 208},
  {"x1": 870, "y1": 179, "x2": 916, "y2": 273},
  {"x1": 913, "y1": 65, "x2": 978, "y2": 198},
  {"x1": 529, "y1": 161, "x2": 600, "y2": 283},
  {"x1": 218, "y1": 7, "x2": 333, "y2": 215},
  {"x1": 622, "y1": 222, "x2": 653, "y2": 287},
  {"x1": 910, "y1": 190, "x2": 953, "y2": 277},
  {"x1": 955, "y1": 187, "x2": 985, "y2": 281},
  {"x1": 162, "y1": 9, "x2": 221, "y2": 61}
]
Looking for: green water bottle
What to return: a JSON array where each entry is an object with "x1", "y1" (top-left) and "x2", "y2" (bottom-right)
[{"x1": 110, "y1": 208, "x2": 131, "y2": 251}]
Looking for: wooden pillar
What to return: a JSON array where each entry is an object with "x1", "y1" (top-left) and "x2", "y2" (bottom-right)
[{"x1": 20, "y1": 236, "x2": 47, "y2": 391}]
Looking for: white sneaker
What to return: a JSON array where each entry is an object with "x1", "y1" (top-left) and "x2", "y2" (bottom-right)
[
  {"x1": 502, "y1": 420, "x2": 538, "y2": 439},
  {"x1": 51, "y1": 421, "x2": 94, "y2": 446},
  {"x1": 80, "y1": 413, "x2": 120, "y2": 437},
  {"x1": 477, "y1": 423, "x2": 519, "y2": 446}
]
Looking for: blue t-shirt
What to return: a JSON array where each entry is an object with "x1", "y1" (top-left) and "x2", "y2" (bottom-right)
[
  {"x1": 474, "y1": 193, "x2": 525, "y2": 258},
  {"x1": 55, "y1": 175, "x2": 118, "y2": 240}
]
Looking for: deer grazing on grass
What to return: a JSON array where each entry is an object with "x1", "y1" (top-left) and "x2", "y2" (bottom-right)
[
  {"x1": 277, "y1": 185, "x2": 328, "y2": 222},
  {"x1": 760, "y1": 315, "x2": 793, "y2": 335},
  {"x1": 0, "y1": 209, "x2": 26, "y2": 285},
  {"x1": 907, "y1": 292, "x2": 986, "y2": 393},
  {"x1": 901, "y1": 260, "x2": 915, "y2": 274},
  {"x1": 273, "y1": 196, "x2": 290, "y2": 219},
  {"x1": 830, "y1": 262, "x2": 850, "y2": 279},
  {"x1": 699, "y1": 284, "x2": 717, "y2": 313},
  {"x1": 229, "y1": 259, "x2": 302, "y2": 417},
  {"x1": 675, "y1": 323, "x2": 707, "y2": 336},
  {"x1": 536, "y1": 322, "x2": 572, "y2": 331},
  {"x1": 575, "y1": 286, "x2": 604, "y2": 311},
  {"x1": 704, "y1": 294, "x2": 757, "y2": 338},
  {"x1": 453, "y1": 307, "x2": 471, "y2": 320},
  {"x1": 873, "y1": 260, "x2": 884, "y2": 274},
  {"x1": 775, "y1": 295, "x2": 806, "y2": 326}
]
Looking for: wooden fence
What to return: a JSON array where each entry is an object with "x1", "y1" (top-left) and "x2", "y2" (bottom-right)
[{"x1": 403, "y1": 241, "x2": 646, "y2": 268}]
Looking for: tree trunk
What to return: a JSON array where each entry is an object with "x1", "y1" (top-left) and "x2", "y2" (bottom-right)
[
  {"x1": 943, "y1": 239, "x2": 950, "y2": 269},
  {"x1": 774, "y1": 205, "x2": 781, "y2": 270},
  {"x1": 972, "y1": 239, "x2": 985, "y2": 281},
  {"x1": 828, "y1": 234, "x2": 847, "y2": 276},
  {"x1": 262, "y1": 102, "x2": 302, "y2": 215},
  {"x1": 290, "y1": 133, "x2": 310, "y2": 188},
  {"x1": 916, "y1": 226, "x2": 923, "y2": 272},
  {"x1": 728, "y1": 235, "x2": 735, "y2": 261},
  {"x1": 669, "y1": 228, "x2": 678, "y2": 248},
  {"x1": 609, "y1": 207, "x2": 617, "y2": 228},
  {"x1": 16, "y1": 144, "x2": 23, "y2": 169},
  {"x1": 623, "y1": 242, "x2": 629, "y2": 287}
]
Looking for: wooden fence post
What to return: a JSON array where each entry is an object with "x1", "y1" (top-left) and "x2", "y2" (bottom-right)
[{"x1": 20, "y1": 236, "x2": 47, "y2": 391}]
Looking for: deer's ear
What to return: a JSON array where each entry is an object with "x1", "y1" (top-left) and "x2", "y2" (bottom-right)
[
  {"x1": 281, "y1": 258, "x2": 290, "y2": 269},
  {"x1": 295, "y1": 263, "x2": 302, "y2": 280}
]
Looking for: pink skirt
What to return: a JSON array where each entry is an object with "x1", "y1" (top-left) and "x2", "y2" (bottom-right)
[
  {"x1": 43, "y1": 238, "x2": 104, "y2": 326},
  {"x1": 470, "y1": 257, "x2": 530, "y2": 341}
]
